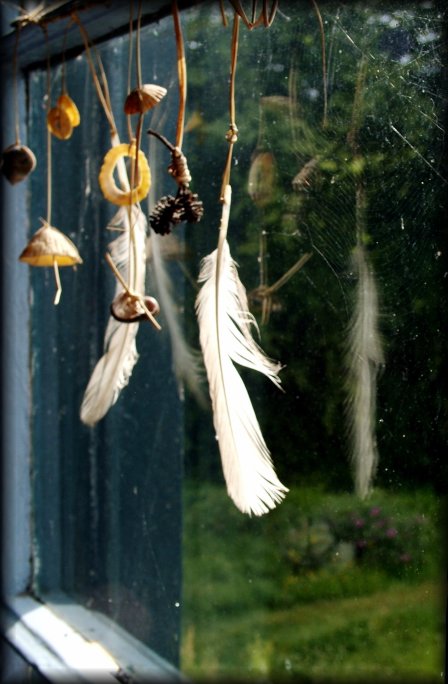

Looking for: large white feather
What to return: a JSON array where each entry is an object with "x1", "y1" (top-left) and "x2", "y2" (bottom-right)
[
  {"x1": 345, "y1": 244, "x2": 384, "y2": 498},
  {"x1": 80, "y1": 205, "x2": 147, "y2": 426},
  {"x1": 195, "y1": 185, "x2": 288, "y2": 516}
]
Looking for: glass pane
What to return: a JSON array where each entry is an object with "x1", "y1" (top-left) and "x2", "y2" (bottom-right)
[
  {"x1": 180, "y1": 1, "x2": 447, "y2": 681},
  {"x1": 28, "y1": 17, "x2": 183, "y2": 666}
]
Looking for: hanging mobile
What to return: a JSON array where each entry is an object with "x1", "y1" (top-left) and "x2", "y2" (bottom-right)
[
  {"x1": 1, "y1": 26, "x2": 36, "y2": 184},
  {"x1": 195, "y1": 11, "x2": 287, "y2": 516},
  {"x1": 78, "y1": 6, "x2": 162, "y2": 426},
  {"x1": 19, "y1": 34, "x2": 82, "y2": 304}
]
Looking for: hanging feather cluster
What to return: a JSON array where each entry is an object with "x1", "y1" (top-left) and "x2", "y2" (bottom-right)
[
  {"x1": 195, "y1": 185, "x2": 288, "y2": 516},
  {"x1": 80, "y1": 205, "x2": 147, "y2": 426},
  {"x1": 345, "y1": 244, "x2": 384, "y2": 498}
]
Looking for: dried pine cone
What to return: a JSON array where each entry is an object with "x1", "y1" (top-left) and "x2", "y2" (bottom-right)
[
  {"x1": 149, "y1": 195, "x2": 181, "y2": 235},
  {"x1": 150, "y1": 187, "x2": 204, "y2": 235},
  {"x1": 177, "y1": 187, "x2": 204, "y2": 224}
]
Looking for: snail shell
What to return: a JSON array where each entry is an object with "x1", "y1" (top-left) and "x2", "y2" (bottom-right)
[
  {"x1": 1, "y1": 143, "x2": 37, "y2": 184},
  {"x1": 124, "y1": 84, "x2": 167, "y2": 115},
  {"x1": 110, "y1": 291, "x2": 160, "y2": 323}
]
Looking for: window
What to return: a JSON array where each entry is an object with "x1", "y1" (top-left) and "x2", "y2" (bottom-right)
[{"x1": 1, "y1": 1, "x2": 446, "y2": 682}]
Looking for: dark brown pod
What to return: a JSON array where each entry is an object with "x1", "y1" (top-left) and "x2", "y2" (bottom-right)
[
  {"x1": 110, "y1": 291, "x2": 160, "y2": 323},
  {"x1": 1, "y1": 143, "x2": 36, "y2": 184}
]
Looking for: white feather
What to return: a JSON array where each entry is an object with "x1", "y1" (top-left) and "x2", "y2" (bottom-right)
[
  {"x1": 195, "y1": 185, "x2": 288, "y2": 516},
  {"x1": 80, "y1": 205, "x2": 147, "y2": 426},
  {"x1": 345, "y1": 244, "x2": 384, "y2": 498}
]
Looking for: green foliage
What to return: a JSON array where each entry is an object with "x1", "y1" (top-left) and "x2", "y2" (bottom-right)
[{"x1": 182, "y1": 483, "x2": 444, "y2": 680}]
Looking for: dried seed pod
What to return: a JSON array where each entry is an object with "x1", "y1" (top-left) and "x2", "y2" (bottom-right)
[
  {"x1": 1, "y1": 143, "x2": 36, "y2": 184},
  {"x1": 124, "y1": 84, "x2": 167, "y2": 115},
  {"x1": 19, "y1": 219, "x2": 82, "y2": 267},
  {"x1": 47, "y1": 105, "x2": 73, "y2": 140},
  {"x1": 176, "y1": 187, "x2": 204, "y2": 224},
  {"x1": 57, "y1": 93, "x2": 81, "y2": 127},
  {"x1": 110, "y1": 291, "x2": 160, "y2": 323},
  {"x1": 19, "y1": 219, "x2": 82, "y2": 305},
  {"x1": 99, "y1": 142, "x2": 151, "y2": 206},
  {"x1": 149, "y1": 195, "x2": 181, "y2": 235}
]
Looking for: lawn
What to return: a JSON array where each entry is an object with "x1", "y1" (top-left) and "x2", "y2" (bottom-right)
[{"x1": 181, "y1": 484, "x2": 445, "y2": 682}]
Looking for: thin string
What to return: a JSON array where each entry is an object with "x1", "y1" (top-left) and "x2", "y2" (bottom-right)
[
  {"x1": 220, "y1": 11, "x2": 240, "y2": 201},
  {"x1": 13, "y1": 27, "x2": 21, "y2": 145},
  {"x1": 126, "y1": 0, "x2": 134, "y2": 141},
  {"x1": 172, "y1": 0, "x2": 187, "y2": 150},
  {"x1": 136, "y1": 0, "x2": 143, "y2": 89},
  {"x1": 44, "y1": 26, "x2": 52, "y2": 225}
]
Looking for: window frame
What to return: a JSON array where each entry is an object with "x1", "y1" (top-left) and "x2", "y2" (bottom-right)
[{"x1": 0, "y1": 2, "x2": 187, "y2": 680}]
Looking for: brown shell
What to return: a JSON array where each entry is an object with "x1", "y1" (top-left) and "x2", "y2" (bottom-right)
[
  {"x1": 1, "y1": 143, "x2": 36, "y2": 184},
  {"x1": 124, "y1": 84, "x2": 167, "y2": 115},
  {"x1": 19, "y1": 220, "x2": 82, "y2": 267},
  {"x1": 47, "y1": 106, "x2": 73, "y2": 140},
  {"x1": 57, "y1": 93, "x2": 81, "y2": 127},
  {"x1": 110, "y1": 291, "x2": 160, "y2": 323}
]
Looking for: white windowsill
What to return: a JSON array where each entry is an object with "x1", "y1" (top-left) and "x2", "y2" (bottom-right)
[{"x1": 2, "y1": 594, "x2": 185, "y2": 683}]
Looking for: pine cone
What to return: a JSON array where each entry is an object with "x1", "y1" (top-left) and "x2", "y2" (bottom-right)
[
  {"x1": 149, "y1": 195, "x2": 182, "y2": 235},
  {"x1": 177, "y1": 187, "x2": 204, "y2": 224}
]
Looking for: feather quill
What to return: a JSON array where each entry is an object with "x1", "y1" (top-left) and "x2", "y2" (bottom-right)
[
  {"x1": 80, "y1": 205, "x2": 147, "y2": 426},
  {"x1": 195, "y1": 185, "x2": 288, "y2": 515},
  {"x1": 345, "y1": 244, "x2": 384, "y2": 498}
]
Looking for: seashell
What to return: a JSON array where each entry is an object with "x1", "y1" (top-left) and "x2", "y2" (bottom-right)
[
  {"x1": 110, "y1": 291, "x2": 160, "y2": 323},
  {"x1": 57, "y1": 93, "x2": 80, "y2": 127},
  {"x1": 47, "y1": 106, "x2": 73, "y2": 140},
  {"x1": 124, "y1": 84, "x2": 167, "y2": 115},
  {"x1": 1, "y1": 143, "x2": 36, "y2": 184},
  {"x1": 99, "y1": 142, "x2": 151, "y2": 206},
  {"x1": 19, "y1": 219, "x2": 82, "y2": 267}
]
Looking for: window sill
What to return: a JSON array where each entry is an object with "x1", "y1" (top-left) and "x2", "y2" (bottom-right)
[{"x1": 2, "y1": 594, "x2": 184, "y2": 683}]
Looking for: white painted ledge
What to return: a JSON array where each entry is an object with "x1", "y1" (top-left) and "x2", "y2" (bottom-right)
[{"x1": 2, "y1": 594, "x2": 185, "y2": 683}]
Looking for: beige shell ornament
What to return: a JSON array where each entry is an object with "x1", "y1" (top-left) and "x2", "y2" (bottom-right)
[
  {"x1": 1, "y1": 143, "x2": 36, "y2": 184},
  {"x1": 19, "y1": 219, "x2": 83, "y2": 305},
  {"x1": 124, "y1": 84, "x2": 167, "y2": 115}
]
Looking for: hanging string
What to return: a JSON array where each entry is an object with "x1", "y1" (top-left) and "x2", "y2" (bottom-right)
[
  {"x1": 44, "y1": 26, "x2": 53, "y2": 226},
  {"x1": 172, "y1": 0, "x2": 187, "y2": 150},
  {"x1": 220, "y1": 11, "x2": 240, "y2": 201},
  {"x1": 126, "y1": 0, "x2": 134, "y2": 141},
  {"x1": 12, "y1": 27, "x2": 21, "y2": 145}
]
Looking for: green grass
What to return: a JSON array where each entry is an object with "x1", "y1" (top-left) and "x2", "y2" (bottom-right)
[{"x1": 181, "y1": 483, "x2": 445, "y2": 682}]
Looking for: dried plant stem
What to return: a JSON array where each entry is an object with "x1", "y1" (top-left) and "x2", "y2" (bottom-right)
[
  {"x1": 172, "y1": 0, "x2": 187, "y2": 149},
  {"x1": 220, "y1": 12, "x2": 240, "y2": 200}
]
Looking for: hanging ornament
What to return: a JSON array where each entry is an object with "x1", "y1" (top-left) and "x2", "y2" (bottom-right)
[
  {"x1": 195, "y1": 11, "x2": 287, "y2": 516},
  {"x1": 98, "y1": 141, "x2": 151, "y2": 206},
  {"x1": 124, "y1": 84, "x2": 167, "y2": 115},
  {"x1": 19, "y1": 219, "x2": 82, "y2": 305},
  {"x1": 1, "y1": 26, "x2": 36, "y2": 184},
  {"x1": 1, "y1": 143, "x2": 36, "y2": 184}
]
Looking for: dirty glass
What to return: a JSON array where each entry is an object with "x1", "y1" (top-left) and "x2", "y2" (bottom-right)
[{"x1": 26, "y1": 0, "x2": 446, "y2": 680}]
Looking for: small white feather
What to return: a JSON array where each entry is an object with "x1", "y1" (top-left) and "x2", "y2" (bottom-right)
[
  {"x1": 345, "y1": 244, "x2": 384, "y2": 498},
  {"x1": 195, "y1": 185, "x2": 288, "y2": 516},
  {"x1": 80, "y1": 206, "x2": 147, "y2": 426}
]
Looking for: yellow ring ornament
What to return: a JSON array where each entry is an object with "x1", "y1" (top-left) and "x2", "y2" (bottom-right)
[{"x1": 99, "y1": 142, "x2": 151, "y2": 206}]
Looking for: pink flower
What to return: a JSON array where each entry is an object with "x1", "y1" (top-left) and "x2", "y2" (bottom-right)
[
  {"x1": 386, "y1": 527, "x2": 398, "y2": 538},
  {"x1": 354, "y1": 518, "x2": 365, "y2": 528},
  {"x1": 370, "y1": 507, "x2": 381, "y2": 517}
]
